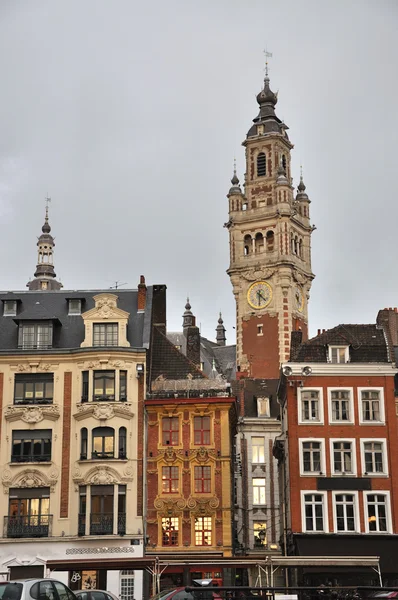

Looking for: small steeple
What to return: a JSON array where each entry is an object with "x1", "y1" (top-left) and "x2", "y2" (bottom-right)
[
  {"x1": 182, "y1": 297, "x2": 195, "y2": 331},
  {"x1": 228, "y1": 159, "x2": 242, "y2": 195},
  {"x1": 248, "y1": 56, "x2": 287, "y2": 139},
  {"x1": 216, "y1": 312, "x2": 226, "y2": 346},
  {"x1": 296, "y1": 166, "x2": 310, "y2": 201},
  {"x1": 27, "y1": 200, "x2": 63, "y2": 291},
  {"x1": 276, "y1": 159, "x2": 289, "y2": 186}
]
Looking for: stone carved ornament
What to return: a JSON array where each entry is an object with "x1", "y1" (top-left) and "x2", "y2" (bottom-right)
[
  {"x1": 72, "y1": 465, "x2": 132, "y2": 489},
  {"x1": 242, "y1": 267, "x2": 275, "y2": 282},
  {"x1": 4, "y1": 405, "x2": 60, "y2": 423},
  {"x1": 74, "y1": 402, "x2": 133, "y2": 421},
  {"x1": 2, "y1": 468, "x2": 58, "y2": 493}
]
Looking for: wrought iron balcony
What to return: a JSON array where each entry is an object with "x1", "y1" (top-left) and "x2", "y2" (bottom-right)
[
  {"x1": 78, "y1": 513, "x2": 126, "y2": 536},
  {"x1": 4, "y1": 515, "x2": 52, "y2": 538},
  {"x1": 14, "y1": 398, "x2": 53, "y2": 405},
  {"x1": 11, "y1": 454, "x2": 51, "y2": 463},
  {"x1": 92, "y1": 395, "x2": 115, "y2": 402},
  {"x1": 90, "y1": 513, "x2": 113, "y2": 535},
  {"x1": 91, "y1": 451, "x2": 114, "y2": 460}
]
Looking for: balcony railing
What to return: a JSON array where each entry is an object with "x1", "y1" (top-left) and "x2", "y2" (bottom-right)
[
  {"x1": 4, "y1": 515, "x2": 52, "y2": 538},
  {"x1": 14, "y1": 398, "x2": 53, "y2": 405},
  {"x1": 91, "y1": 451, "x2": 115, "y2": 459},
  {"x1": 11, "y1": 454, "x2": 51, "y2": 463},
  {"x1": 78, "y1": 513, "x2": 126, "y2": 536}
]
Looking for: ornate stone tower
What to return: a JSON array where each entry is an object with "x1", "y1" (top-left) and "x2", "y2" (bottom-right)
[
  {"x1": 27, "y1": 206, "x2": 63, "y2": 291},
  {"x1": 226, "y1": 68, "x2": 314, "y2": 378}
]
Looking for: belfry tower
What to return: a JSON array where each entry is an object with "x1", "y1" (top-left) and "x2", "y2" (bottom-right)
[
  {"x1": 226, "y1": 66, "x2": 314, "y2": 378},
  {"x1": 27, "y1": 205, "x2": 63, "y2": 291}
]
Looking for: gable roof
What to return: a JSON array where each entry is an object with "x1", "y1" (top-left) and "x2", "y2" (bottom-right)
[{"x1": 292, "y1": 324, "x2": 389, "y2": 363}]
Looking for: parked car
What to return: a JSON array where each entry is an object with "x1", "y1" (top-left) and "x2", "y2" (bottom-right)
[
  {"x1": 150, "y1": 583, "x2": 221, "y2": 600},
  {"x1": 0, "y1": 579, "x2": 76, "y2": 600},
  {"x1": 74, "y1": 591, "x2": 119, "y2": 600}
]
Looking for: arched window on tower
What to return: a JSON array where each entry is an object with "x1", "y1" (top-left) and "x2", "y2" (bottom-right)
[
  {"x1": 299, "y1": 239, "x2": 303, "y2": 258},
  {"x1": 266, "y1": 231, "x2": 274, "y2": 252},
  {"x1": 281, "y1": 154, "x2": 287, "y2": 172},
  {"x1": 244, "y1": 234, "x2": 252, "y2": 256},
  {"x1": 257, "y1": 153, "x2": 266, "y2": 177},
  {"x1": 291, "y1": 233, "x2": 295, "y2": 254},
  {"x1": 294, "y1": 236, "x2": 298, "y2": 255},
  {"x1": 255, "y1": 232, "x2": 264, "y2": 253}
]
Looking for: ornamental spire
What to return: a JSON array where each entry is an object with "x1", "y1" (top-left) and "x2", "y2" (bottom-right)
[{"x1": 27, "y1": 200, "x2": 63, "y2": 291}]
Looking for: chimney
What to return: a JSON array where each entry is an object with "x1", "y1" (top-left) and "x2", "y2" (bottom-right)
[
  {"x1": 317, "y1": 329, "x2": 321, "y2": 336},
  {"x1": 137, "y1": 275, "x2": 147, "y2": 310},
  {"x1": 152, "y1": 284, "x2": 167, "y2": 336},
  {"x1": 186, "y1": 324, "x2": 201, "y2": 367}
]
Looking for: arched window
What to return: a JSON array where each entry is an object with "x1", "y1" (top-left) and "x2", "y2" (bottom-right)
[
  {"x1": 80, "y1": 428, "x2": 88, "y2": 460},
  {"x1": 281, "y1": 154, "x2": 287, "y2": 171},
  {"x1": 257, "y1": 153, "x2": 266, "y2": 177},
  {"x1": 119, "y1": 426, "x2": 127, "y2": 459},
  {"x1": 291, "y1": 233, "x2": 295, "y2": 254},
  {"x1": 294, "y1": 236, "x2": 298, "y2": 255},
  {"x1": 299, "y1": 239, "x2": 303, "y2": 258},
  {"x1": 244, "y1": 234, "x2": 252, "y2": 256},
  {"x1": 92, "y1": 426, "x2": 114, "y2": 459},
  {"x1": 266, "y1": 231, "x2": 274, "y2": 252},
  {"x1": 255, "y1": 233, "x2": 264, "y2": 253}
]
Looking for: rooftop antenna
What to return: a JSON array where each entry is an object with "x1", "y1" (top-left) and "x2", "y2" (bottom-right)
[
  {"x1": 263, "y1": 49, "x2": 273, "y2": 77},
  {"x1": 110, "y1": 281, "x2": 128, "y2": 290}
]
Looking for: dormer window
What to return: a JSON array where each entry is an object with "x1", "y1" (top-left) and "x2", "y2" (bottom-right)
[
  {"x1": 257, "y1": 397, "x2": 270, "y2": 417},
  {"x1": 329, "y1": 346, "x2": 349, "y2": 364},
  {"x1": 93, "y1": 323, "x2": 118, "y2": 347},
  {"x1": 18, "y1": 322, "x2": 53, "y2": 350},
  {"x1": 68, "y1": 299, "x2": 81, "y2": 315},
  {"x1": 3, "y1": 300, "x2": 17, "y2": 316}
]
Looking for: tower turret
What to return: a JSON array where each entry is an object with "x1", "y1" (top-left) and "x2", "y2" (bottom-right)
[
  {"x1": 226, "y1": 63, "x2": 315, "y2": 378},
  {"x1": 216, "y1": 312, "x2": 226, "y2": 346},
  {"x1": 27, "y1": 204, "x2": 63, "y2": 291}
]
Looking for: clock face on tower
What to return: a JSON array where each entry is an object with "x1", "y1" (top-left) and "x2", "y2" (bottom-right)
[
  {"x1": 247, "y1": 281, "x2": 272, "y2": 309},
  {"x1": 294, "y1": 286, "x2": 304, "y2": 312}
]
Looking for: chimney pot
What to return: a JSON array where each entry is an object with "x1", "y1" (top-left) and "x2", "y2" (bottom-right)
[
  {"x1": 317, "y1": 329, "x2": 321, "y2": 336},
  {"x1": 137, "y1": 275, "x2": 147, "y2": 310}
]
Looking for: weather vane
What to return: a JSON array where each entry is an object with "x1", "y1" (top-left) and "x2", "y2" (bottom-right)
[
  {"x1": 263, "y1": 49, "x2": 273, "y2": 77},
  {"x1": 45, "y1": 195, "x2": 51, "y2": 218}
]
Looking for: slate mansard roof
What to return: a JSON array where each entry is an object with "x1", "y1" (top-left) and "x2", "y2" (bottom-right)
[
  {"x1": 0, "y1": 287, "x2": 154, "y2": 353},
  {"x1": 291, "y1": 324, "x2": 390, "y2": 363}
]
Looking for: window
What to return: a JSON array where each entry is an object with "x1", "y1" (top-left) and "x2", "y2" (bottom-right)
[
  {"x1": 120, "y1": 570, "x2": 134, "y2": 600},
  {"x1": 329, "y1": 389, "x2": 353, "y2": 423},
  {"x1": 333, "y1": 493, "x2": 358, "y2": 532},
  {"x1": 301, "y1": 440, "x2": 323, "y2": 474},
  {"x1": 162, "y1": 417, "x2": 179, "y2": 446},
  {"x1": 3, "y1": 300, "x2": 17, "y2": 316},
  {"x1": 90, "y1": 485, "x2": 114, "y2": 535},
  {"x1": 68, "y1": 299, "x2": 81, "y2": 315},
  {"x1": 302, "y1": 493, "x2": 326, "y2": 532},
  {"x1": 253, "y1": 522, "x2": 267, "y2": 547},
  {"x1": 14, "y1": 374, "x2": 53, "y2": 405},
  {"x1": 257, "y1": 152, "x2": 266, "y2": 177},
  {"x1": 244, "y1": 234, "x2": 252, "y2": 256},
  {"x1": 18, "y1": 322, "x2": 53, "y2": 350},
  {"x1": 255, "y1": 232, "x2": 264, "y2": 253},
  {"x1": 93, "y1": 323, "x2": 118, "y2": 347},
  {"x1": 193, "y1": 416, "x2": 210, "y2": 445},
  {"x1": 118, "y1": 484, "x2": 126, "y2": 534},
  {"x1": 120, "y1": 370, "x2": 127, "y2": 401},
  {"x1": 195, "y1": 516, "x2": 212, "y2": 546},
  {"x1": 53, "y1": 582, "x2": 76, "y2": 600},
  {"x1": 80, "y1": 428, "x2": 88, "y2": 460},
  {"x1": 92, "y1": 427, "x2": 114, "y2": 459},
  {"x1": 194, "y1": 466, "x2": 211, "y2": 493},
  {"x1": 359, "y1": 388, "x2": 384, "y2": 424},
  {"x1": 78, "y1": 486, "x2": 87, "y2": 535},
  {"x1": 11, "y1": 430, "x2": 52, "y2": 463},
  {"x1": 365, "y1": 493, "x2": 390, "y2": 533},
  {"x1": 257, "y1": 324, "x2": 263, "y2": 336},
  {"x1": 362, "y1": 440, "x2": 387, "y2": 475},
  {"x1": 257, "y1": 397, "x2": 270, "y2": 417},
  {"x1": 253, "y1": 478, "x2": 266, "y2": 505},
  {"x1": 332, "y1": 440, "x2": 355, "y2": 475},
  {"x1": 119, "y1": 427, "x2": 127, "y2": 459},
  {"x1": 8, "y1": 487, "x2": 50, "y2": 538},
  {"x1": 266, "y1": 231, "x2": 274, "y2": 251},
  {"x1": 329, "y1": 346, "x2": 349, "y2": 364},
  {"x1": 252, "y1": 437, "x2": 265, "y2": 463},
  {"x1": 93, "y1": 371, "x2": 115, "y2": 401},
  {"x1": 82, "y1": 371, "x2": 89, "y2": 402},
  {"x1": 162, "y1": 517, "x2": 179, "y2": 546},
  {"x1": 162, "y1": 466, "x2": 179, "y2": 493},
  {"x1": 299, "y1": 389, "x2": 322, "y2": 423}
]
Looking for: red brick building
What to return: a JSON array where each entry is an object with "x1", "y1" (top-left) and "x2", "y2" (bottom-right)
[{"x1": 275, "y1": 322, "x2": 398, "y2": 584}]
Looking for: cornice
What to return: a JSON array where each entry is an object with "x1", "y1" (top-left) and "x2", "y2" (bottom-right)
[{"x1": 282, "y1": 362, "x2": 397, "y2": 376}]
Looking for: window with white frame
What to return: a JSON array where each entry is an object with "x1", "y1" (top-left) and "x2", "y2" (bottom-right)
[
  {"x1": 359, "y1": 389, "x2": 384, "y2": 424},
  {"x1": 120, "y1": 570, "x2": 134, "y2": 600},
  {"x1": 3, "y1": 300, "x2": 17, "y2": 316},
  {"x1": 329, "y1": 346, "x2": 349, "y2": 364},
  {"x1": 257, "y1": 397, "x2": 270, "y2": 417},
  {"x1": 252, "y1": 437, "x2": 265, "y2": 464},
  {"x1": 253, "y1": 478, "x2": 266, "y2": 505},
  {"x1": 300, "y1": 389, "x2": 322, "y2": 423},
  {"x1": 334, "y1": 493, "x2": 357, "y2": 532},
  {"x1": 301, "y1": 440, "x2": 323, "y2": 474},
  {"x1": 331, "y1": 440, "x2": 355, "y2": 474},
  {"x1": 329, "y1": 389, "x2": 353, "y2": 423},
  {"x1": 365, "y1": 493, "x2": 390, "y2": 533},
  {"x1": 362, "y1": 440, "x2": 387, "y2": 475},
  {"x1": 302, "y1": 493, "x2": 326, "y2": 532},
  {"x1": 68, "y1": 299, "x2": 81, "y2": 315}
]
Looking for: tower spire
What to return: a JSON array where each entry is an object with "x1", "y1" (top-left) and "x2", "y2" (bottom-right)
[
  {"x1": 27, "y1": 200, "x2": 63, "y2": 291},
  {"x1": 216, "y1": 312, "x2": 226, "y2": 346}
]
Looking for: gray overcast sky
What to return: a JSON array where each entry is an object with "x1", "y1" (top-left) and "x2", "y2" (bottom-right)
[{"x1": 0, "y1": 0, "x2": 397, "y2": 343}]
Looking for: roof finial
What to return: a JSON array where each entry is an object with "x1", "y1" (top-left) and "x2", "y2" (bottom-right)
[
  {"x1": 45, "y1": 195, "x2": 51, "y2": 221},
  {"x1": 263, "y1": 49, "x2": 272, "y2": 79},
  {"x1": 233, "y1": 157, "x2": 237, "y2": 177}
]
